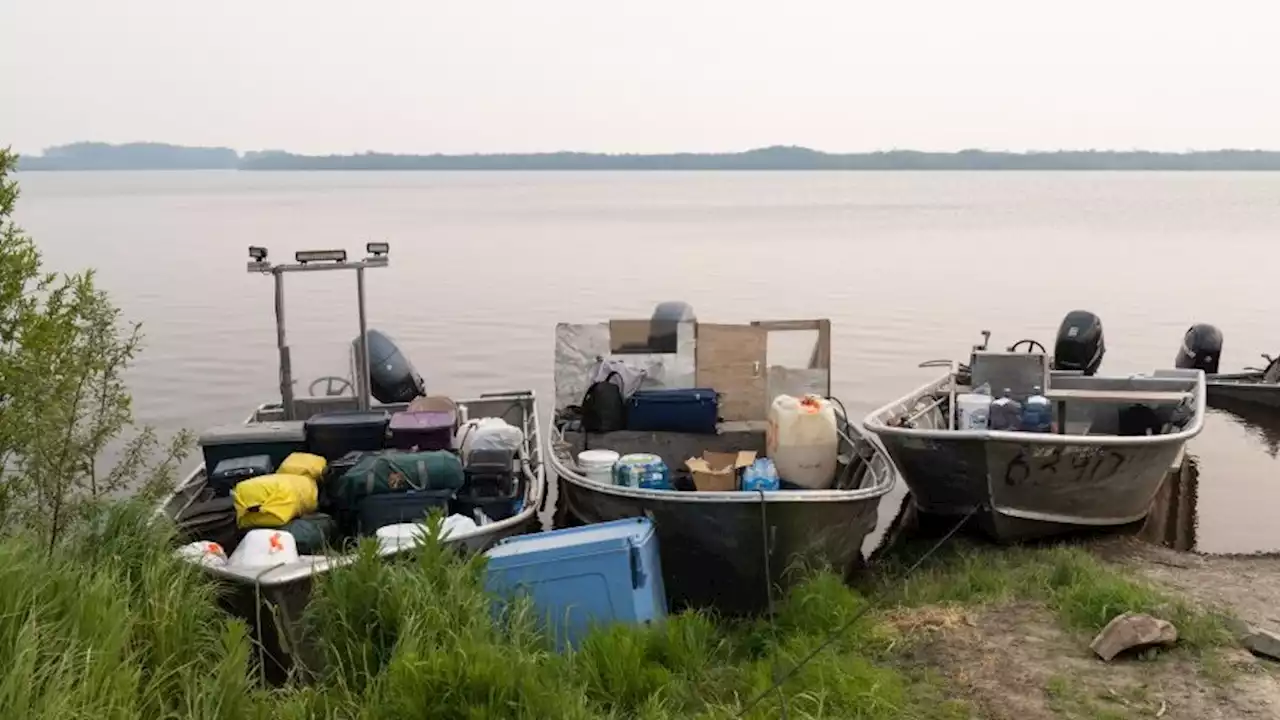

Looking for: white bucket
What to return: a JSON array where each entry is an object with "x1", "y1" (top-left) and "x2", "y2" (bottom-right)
[
  {"x1": 955, "y1": 393, "x2": 993, "y2": 430},
  {"x1": 577, "y1": 449, "x2": 620, "y2": 485},
  {"x1": 175, "y1": 540, "x2": 228, "y2": 568},
  {"x1": 227, "y1": 529, "x2": 299, "y2": 568}
]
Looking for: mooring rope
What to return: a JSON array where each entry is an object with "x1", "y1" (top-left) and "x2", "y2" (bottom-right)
[
  {"x1": 756, "y1": 489, "x2": 790, "y2": 719},
  {"x1": 738, "y1": 504, "x2": 978, "y2": 718}
]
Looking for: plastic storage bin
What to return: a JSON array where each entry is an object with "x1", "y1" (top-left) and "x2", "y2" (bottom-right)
[
  {"x1": 483, "y1": 517, "x2": 667, "y2": 650},
  {"x1": 389, "y1": 410, "x2": 456, "y2": 451},
  {"x1": 304, "y1": 411, "x2": 390, "y2": 460},
  {"x1": 199, "y1": 421, "x2": 306, "y2": 474}
]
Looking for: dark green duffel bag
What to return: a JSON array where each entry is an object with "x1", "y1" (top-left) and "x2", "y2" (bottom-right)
[
  {"x1": 330, "y1": 451, "x2": 465, "y2": 511},
  {"x1": 278, "y1": 513, "x2": 338, "y2": 555}
]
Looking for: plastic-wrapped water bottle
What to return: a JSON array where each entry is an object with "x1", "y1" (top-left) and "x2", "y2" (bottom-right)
[
  {"x1": 1021, "y1": 385, "x2": 1053, "y2": 432},
  {"x1": 741, "y1": 458, "x2": 781, "y2": 492},
  {"x1": 989, "y1": 388, "x2": 1023, "y2": 431}
]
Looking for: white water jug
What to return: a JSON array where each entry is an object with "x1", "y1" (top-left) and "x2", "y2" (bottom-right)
[{"x1": 767, "y1": 394, "x2": 839, "y2": 490}]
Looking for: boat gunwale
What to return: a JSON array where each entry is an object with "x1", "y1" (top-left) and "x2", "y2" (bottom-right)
[
  {"x1": 862, "y1": 370, "x2": 1207, "y2": 448},
  {"x1": 1207, "y1": 374, "x2": 1273, "y2": 386},
  {"x1": 546, "y1": 423, "x2": 897, "y2": 505},
  {"x1": 164, "y1": 390, "x2": 548, "y2": 587}
]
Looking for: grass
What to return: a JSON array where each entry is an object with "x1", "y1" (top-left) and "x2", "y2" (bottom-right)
[
  {"x1": 0, "y1": 502, "x2": 1242, "y2": 719},
  {"x1": 866, "y1": 538, "x2": 1236, "y2": 653}
]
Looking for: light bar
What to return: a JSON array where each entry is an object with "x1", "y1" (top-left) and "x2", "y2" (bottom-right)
[
  {"x1": 295, "y1": 249, "x2": 347, "y2": 264},
  {"x1": 366, "y1": 241, "x2": 389, "y2": 256},
  {"x1": 248, "y1": 245, "x2": 268, "y2": 261}
]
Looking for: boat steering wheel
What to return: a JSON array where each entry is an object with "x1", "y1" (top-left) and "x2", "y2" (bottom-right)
[
  {"x1": 1008, "y1": 339, "x2": 1048, "y2": 354},
  {"x1": 308, "y1": 375, "x2": 353, "y2": 397}
]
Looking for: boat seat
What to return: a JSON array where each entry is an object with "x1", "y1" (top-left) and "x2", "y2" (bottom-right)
[
  {"x1": 1043, "y1": 388, "x2": 1190, "y2": 435},
  {"x1": 1043, "y1": 389, "x2": 1190, "y2": 404},
  {"x1": 969, "y1": 351, "x2": 1050, "y2": 400}
]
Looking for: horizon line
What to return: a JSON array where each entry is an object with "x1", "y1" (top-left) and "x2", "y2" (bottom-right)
[{"x1": 19, "y1": 141, "x2": 1280, "y2": 158}]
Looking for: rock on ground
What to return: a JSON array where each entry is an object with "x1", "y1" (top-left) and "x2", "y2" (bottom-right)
[{"x1": 1090, "y1": 612, "x2": 1179, "y2": 661}]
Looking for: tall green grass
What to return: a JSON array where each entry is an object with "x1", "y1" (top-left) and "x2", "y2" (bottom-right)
[
  {"x1": 0, "y1": 502, "x2": 260, "y2": 720},
  {"x1": 0, "y1": 501, "x2": 968, "y2": 719},
  {"x1": 3, "y1": 503, "x2": 1228, "y2": 719}
]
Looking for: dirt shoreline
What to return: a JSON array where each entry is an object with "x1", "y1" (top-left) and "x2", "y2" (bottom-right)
[{"x1": 901, "y1": 539, "x2": 1280, "y2": 719}]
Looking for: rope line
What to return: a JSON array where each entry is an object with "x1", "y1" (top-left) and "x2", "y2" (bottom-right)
[{"x1": 737, "y1": 505, "x2": 977, "y2": 718}]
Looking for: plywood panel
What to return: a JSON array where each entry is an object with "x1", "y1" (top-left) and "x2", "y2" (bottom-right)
[
  {"x1": 555, "y1": 321, "x2": 697, "y2": 411},
  {"x1": 697, "y1": 324, "x2": 768, "y2": 422}
]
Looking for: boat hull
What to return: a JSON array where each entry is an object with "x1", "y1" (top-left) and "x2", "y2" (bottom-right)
[
  {"x1": 875, "y1": 432, "x2": 1182, "y2": 542},
  {"x1": 161, "y1": 391, "x2": 548, "y2": 679},
  {"x1": 558, "y1": 477, "x2": 882, "y2": 614},
  {"x1": 549, "y1": 426, "x2": 896, "y2": 615},
  {"x1": 1206, "y1": 377, "x2": 1280, "y2": 411},
  {"x1": 864, "y1": 370, "x2": 1205, "y2": 543}
]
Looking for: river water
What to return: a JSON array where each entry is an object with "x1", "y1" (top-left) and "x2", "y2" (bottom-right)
[{"x1": 13, "y1": 170, "x2": 1280, "y2": 554}]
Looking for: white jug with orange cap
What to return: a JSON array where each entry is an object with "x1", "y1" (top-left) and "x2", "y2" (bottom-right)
[{"x1": 767, "y1": 394, "x2": 839, "y2": 489}]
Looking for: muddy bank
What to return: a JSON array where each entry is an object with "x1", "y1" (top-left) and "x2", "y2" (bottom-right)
[{"x1": 883, "y1": 536, "x2": 1280, "y2": 719}]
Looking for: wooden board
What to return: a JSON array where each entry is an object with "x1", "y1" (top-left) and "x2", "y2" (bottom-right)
[{"x1": 697, "y1": 324, "x2": 768, "y2": 422}]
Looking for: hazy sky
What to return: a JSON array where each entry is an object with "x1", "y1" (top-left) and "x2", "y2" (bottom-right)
[{"x1": 3, "y1": 1, "x2": 1277, "y2": 155}]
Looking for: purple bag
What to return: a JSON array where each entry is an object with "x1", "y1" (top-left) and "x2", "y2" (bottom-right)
[{"x1": 389, "y1": 410, "x2": 456, "y2": 451}]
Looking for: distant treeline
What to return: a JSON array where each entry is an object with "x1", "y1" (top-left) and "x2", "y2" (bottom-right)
[
  {"x1": 19, "y1": 142, "x2": 1280, "y2": 171},
  {"x1": 19, "y1": 142, "x2": 240, "y2": 171}
]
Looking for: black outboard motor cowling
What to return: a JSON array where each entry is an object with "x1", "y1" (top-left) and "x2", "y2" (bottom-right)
[
  {"x1": 1053, "y1": 310, "x2": 1106, "y2": 376},
  {"x1": 356, "y1": 329, "x2": 426, "y2": 404},
  {"x1": 648, "y1": 301, "x2": 696, "y2": 353},
  {"x1": 1175, "y1": 323, "x2": 1222, "y2": 375}
]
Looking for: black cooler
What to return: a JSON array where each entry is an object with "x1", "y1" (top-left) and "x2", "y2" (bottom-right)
[
  {"x1": 304, "y1": 411, "x2": 390, "y2": 460},
  {"x1": 199, "y1": 421, "x2": 306, "y2": 473}
]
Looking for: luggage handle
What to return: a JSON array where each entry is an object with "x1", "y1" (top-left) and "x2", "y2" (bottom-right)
[
  {"x1": 363, "y1": 458, "x2": 428, "y2": 494},
  {"x1": 630, "y1": 389, "x2": 721, "y2": 403},
  {"x1": 629, "y1": 544, "x2": 646, "y2": 590}
]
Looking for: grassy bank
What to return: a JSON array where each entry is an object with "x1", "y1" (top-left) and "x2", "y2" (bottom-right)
[{"x1": 0, "y1": 502, "x2": 1247, "y2": 720}]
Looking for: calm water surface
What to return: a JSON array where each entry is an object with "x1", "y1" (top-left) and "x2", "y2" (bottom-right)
[{"x1": 14, "y1": 170, "x2": 1280, "y2": 554}]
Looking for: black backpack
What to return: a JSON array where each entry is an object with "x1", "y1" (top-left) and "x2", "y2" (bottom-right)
[{"x1": 581, "y1": 371, "x2": 627, "y2": 433}]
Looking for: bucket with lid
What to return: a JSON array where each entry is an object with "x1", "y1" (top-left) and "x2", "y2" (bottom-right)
[
  {"x1": 577, "y1": 449, "x2": 620, "y2": 485},
  {"x1": 227, "y1": 529, "x2": 299, "y2": 568},
  {"x1": 175, "y1": 540, "x2": 228, "y2": 568},
  {"x1": 614, "y1": 453, "x2": 672, "y2": 490}
]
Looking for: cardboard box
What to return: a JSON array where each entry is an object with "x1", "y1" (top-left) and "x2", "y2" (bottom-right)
[{"x1": 685, "y1": 451, "x2": 757, "y2": 491}]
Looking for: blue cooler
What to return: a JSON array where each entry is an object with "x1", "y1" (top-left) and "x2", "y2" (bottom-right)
[{"x1": 483, "y1": 517, "x2": 667, "y2": 650}]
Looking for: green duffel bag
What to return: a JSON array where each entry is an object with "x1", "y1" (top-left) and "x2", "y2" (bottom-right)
[
  {"x1": 279, "y1": 513, "x2": 337, "y2": 555},
  {"x1": 331, "y1": 451, "x2": 465, "y2": 511}
]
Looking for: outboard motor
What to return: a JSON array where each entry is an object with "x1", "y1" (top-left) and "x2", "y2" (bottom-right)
[
  {"x1": 648, "y1": 301, "x2": 696, "y2": 353},
  {"x1": 1175, "y1": 323, "x2": 1222, "y2": 375},
  {"x1": 354, "y1": 329, "x2": 426, "y2": 404},
  {"x1": 1052, "y1": 310, "x2": 1106, "y2": 376}
]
